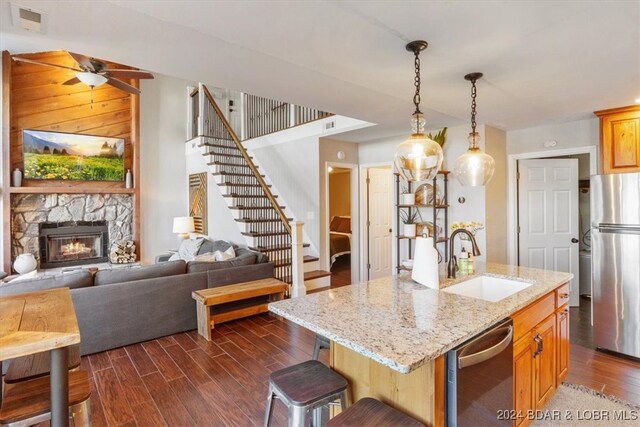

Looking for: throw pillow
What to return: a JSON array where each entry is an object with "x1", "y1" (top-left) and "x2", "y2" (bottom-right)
[
  {"x1": 169, "y1": 238, "x2": 205, "y2": 262},
  {"x1": 214, "y1": 246, "x2": 236, "y2": 261}
]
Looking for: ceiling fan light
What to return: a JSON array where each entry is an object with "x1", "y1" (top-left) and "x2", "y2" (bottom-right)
[{"x1": 76, "y1": 72, "x2": 107, "y2": 88}]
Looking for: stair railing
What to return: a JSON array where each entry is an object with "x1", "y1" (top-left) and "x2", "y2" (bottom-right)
[{"x1": 202, "y1": 85, "x2": 305, "y2": 294}]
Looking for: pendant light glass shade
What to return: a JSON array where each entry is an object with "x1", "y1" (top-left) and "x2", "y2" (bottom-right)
[
  {"x1": 454, "y1": 132, "x2": 495, "y2": 186},
  {"x1": 455, "y1": 73, "x2": 495, "y2": 186},
  {"x1": 394, "y1": 113, "x2": 443, "y2": 181}
]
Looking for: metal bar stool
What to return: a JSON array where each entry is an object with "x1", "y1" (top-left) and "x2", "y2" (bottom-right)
[
  {"x1": 327, "y1": 397, "x2": 425, "y2": 426},
  {"x1": 264, "y1": 360, "x2": 348, "y2": 427},
  {"x1": 313, "y1": 335, "x2": 330, "y2": 360}
]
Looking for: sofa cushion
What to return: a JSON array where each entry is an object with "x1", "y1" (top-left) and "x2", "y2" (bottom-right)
[
  {"x1": 94, "y1": 260, "x2": 186, "y2": 286},
  {"x1": 0, "y1": 270, "x2": 93, "y2": 296},
  {"x1": 187, "y1": 248, "x2": 257, "y2": 273}
]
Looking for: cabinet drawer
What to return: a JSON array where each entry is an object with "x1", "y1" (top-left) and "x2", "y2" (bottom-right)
[
  {"x1": 513, "y1": 292, "x2": 555, "y2": 342},
  {"x1": 555, "y1": 283, "x2": 570, "y2": 308}
]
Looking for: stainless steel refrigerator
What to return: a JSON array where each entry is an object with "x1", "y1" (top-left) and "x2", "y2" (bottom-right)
[{"x1": 591, "y1": 173, "x2": 640, "y2": 359}]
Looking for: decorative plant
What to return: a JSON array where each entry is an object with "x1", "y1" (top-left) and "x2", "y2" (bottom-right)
[
  {"x1": 400, "y1": 210, "x2": 422, "y2": 225},
  {"x1": 427, "y1": 127, "x2": 448, "y2": 148},
  {"x1": 450, "y1": 221, "x2": 484, "y2": 239}
]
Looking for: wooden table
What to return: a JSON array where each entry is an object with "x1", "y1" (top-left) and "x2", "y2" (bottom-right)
[
  {"x1": 192, "y1": 278, "x2": 288, "y2": 340},
  {"x1": 0, "y1": 288, "x2": 81, "y2": 427}
]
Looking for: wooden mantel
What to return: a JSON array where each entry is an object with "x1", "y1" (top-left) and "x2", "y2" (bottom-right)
[{"x1": 1, "y1": 50, "x2": 141, "y2": 271}]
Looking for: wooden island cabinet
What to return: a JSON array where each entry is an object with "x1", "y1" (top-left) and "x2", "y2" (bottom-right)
[
  {"x1": 595, "y1": 105, "x2": 640, "y2": 174},
  {"x1": 512, "y1": 282, "x2": 570, "y2": 427}
]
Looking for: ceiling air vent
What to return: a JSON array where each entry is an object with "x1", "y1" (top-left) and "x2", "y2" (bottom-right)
[
  {"x1": 324, "y1": 120, "x2": 336, "y2": 130},
  {"x1": 10, "y1": 3, "x2": 47, "y2": 33}
]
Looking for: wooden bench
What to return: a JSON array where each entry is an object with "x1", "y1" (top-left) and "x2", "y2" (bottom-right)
[{"x1": 192, "y1": 278, "x2": 288, "y2": 341}]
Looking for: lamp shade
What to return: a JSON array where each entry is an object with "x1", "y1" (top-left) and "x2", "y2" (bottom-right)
[
  {"x1": 76, "y1": 72, "x2": 108, "y2": 88},
  {"x1": 173, "y1": 217, "x2": 195, "y2": 234}
]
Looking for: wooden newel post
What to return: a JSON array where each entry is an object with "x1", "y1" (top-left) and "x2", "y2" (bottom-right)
[{"x1": 290, "y1": 220, "x2": 306, "y2": 298}]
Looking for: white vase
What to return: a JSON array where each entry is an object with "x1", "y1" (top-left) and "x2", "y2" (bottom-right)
[
  {"x1": 13, "y1": 168, "x2": 22, "y2": 187},
  {"x1": 14, "y1": 253, "x2": 37, "y2": 274},
  {"x1": 402, "y1": 223, "x2": 417, "y2": 237},
  {"x1": 125, "y1": 169, "x2": 133, "y2": 189},
  {"x1": 400, "y1": 193, "x2": 415, "y2": 205}
]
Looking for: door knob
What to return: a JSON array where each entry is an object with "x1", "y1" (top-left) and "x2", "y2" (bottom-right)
[{"x1": 571, "y1": 238, "x2": 579, "y2": 243}]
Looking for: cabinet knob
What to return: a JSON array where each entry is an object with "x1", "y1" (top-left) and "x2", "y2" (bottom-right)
[{"x1": 560, "y1": 293, "x2": 569, "y2": 299}]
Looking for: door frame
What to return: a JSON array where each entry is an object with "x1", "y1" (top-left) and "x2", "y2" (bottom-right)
[
  {"x1": 507, "y1": 146, "x2": 598, "y2": 265},
  {"x1": 359, "y1": 162, "x2": 394, "y2": 281},
  {"x1": 323, "y1": 161, "x2": 359, "y2": 284}
]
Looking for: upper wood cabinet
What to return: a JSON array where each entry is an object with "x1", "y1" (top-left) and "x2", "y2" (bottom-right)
[{"x1": 595, "y1": 105, "x2": 640, "y2": 174}]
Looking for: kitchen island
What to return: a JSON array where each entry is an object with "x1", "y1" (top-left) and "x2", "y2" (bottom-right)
[{"x1": 269, "y1": 263, "x2": 572, "y2": 426}]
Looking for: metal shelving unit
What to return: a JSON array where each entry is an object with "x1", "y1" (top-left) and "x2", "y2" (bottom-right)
[{"x1": 395, "y1": 171, "x2": 449, "y2": 273}]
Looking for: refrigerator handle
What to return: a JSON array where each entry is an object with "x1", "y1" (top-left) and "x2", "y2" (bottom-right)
[{"x1": 597, "y1": 224, "x2": 640, "y2": 235}]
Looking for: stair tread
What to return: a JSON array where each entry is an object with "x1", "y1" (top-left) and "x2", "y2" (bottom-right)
[
  {"x1": 242, "y1": 231, "x2": 289, "y2": 237},
  {"x1": 230, "y1": 206, "x2": 286, "y2": 210},
  {"x1": 236, "y1": 218, "x2": 293, "y2": 223},
  {"x1": 305, "y1": 270, "x2": 332, "y2": 280},
  {"x1": 209, "y1": 161, "x2": 258, "y2": 168},
  {"x1": 274, "y1": 255, "x2": 318, "y2": 268},
  {"x1": 204, "y1": 151, "x2": 253, "y2": 159},
  {"x1": 213, "y1": 172, "x2": 266, "y2": 178},
  {"x1": 219, "y1": 183, "x2": 271, "y2": 188},
  {"x1": 250, "y1": 243, "x2": 310, "y2": 252}
]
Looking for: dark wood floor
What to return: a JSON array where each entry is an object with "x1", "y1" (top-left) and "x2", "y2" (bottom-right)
[{"x1": 330, "y1": 254, "x2": 351, "y2": 288}]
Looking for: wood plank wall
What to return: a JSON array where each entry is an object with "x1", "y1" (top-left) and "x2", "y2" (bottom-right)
[
  {"x1": 2, "y1": 50, "x2": 141, "y2": 270},
  {"x1": 9, "y1": 50, "x2": 134, "y2": 189}
]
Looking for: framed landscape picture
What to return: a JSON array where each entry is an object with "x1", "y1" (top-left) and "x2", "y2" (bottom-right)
[{"x1": 22, "y1": 130, "x2": 125, "y2": 181}]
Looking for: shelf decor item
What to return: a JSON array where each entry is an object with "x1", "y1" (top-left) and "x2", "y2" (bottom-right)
[
  {"x1": 414, "y1": 183, "x2": 436, "y2": 205},
  {"x1": 454, "y1": 73, "x2": 495, "y2": 186},
  {"x1": 13, "y1": 168, "x2": 22, "y2": 187},
  {"x1": 394, "y1": 40, "x2": 443, "y2": 182},
  {"x1": 400, "y1": 185, "x2": 415, "y2": 205},
  {"x1": 400, "y1": 210, "x2": 420, "y2": 237},
  {"x1": 125, "y1": 169, "x2": 132, "y2": 188},
  {"x1": 13, "y1": 253, "x2": 37, "y2": 274}
]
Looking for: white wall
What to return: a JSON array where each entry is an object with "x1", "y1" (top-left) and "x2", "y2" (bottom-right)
[
  {"x1": 252, "y1": 137, "x2": 320, "y2": 253},
  {"x1": 485, "y1": 126, "x2": 508, "y2": 263},
  {"x1": 507, "y1": 118, "x2": 599, "y2": 155},
  {"x1": 139, "y1": 74, "x2": 192, "y2": 263}
]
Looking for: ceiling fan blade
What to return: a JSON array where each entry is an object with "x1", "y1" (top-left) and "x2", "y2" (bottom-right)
[
  {"x1": 105, "y1": 70, "x2": 154, "y2": 79},
  {"x1": 67, "y1": 52, "x2": 97, "y2": 72},
  {"x1": 106, "y1": 78, "x2": 140, "y2": 95},
  {"x1": 12, "y1": 56, "x2": 82, "y2": 72},
  {"x1": 62, "y1": 77, "x2": 81, "y2": 86}
]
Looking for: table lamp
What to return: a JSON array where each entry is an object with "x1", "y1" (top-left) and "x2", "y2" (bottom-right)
[{"x1": 173, "y1": 217, "x2": 195, "y2": 240}]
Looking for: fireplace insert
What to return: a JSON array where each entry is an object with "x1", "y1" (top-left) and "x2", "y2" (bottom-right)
[{"x1": 38, "y1": 221, "x2": 109, "y2": 269}]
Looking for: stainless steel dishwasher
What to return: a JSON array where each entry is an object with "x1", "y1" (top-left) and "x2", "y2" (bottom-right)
[{"x1": 446, "y1": 318, "x2": 513, "y2": 427}]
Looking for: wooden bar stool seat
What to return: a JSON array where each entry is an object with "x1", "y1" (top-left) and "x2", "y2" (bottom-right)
[
  {"x1": 327, "y1": 398, "x2": 424, "y2": 427},
  {"x1": 264, "y1": 360, "x2": 348, "y2": 427},
  {"x1": 4, "y1": 345, "x2": 81, "y2": 384},
  {"x1": 0, "y1": 370, "x2": 91, "y2": 427}
]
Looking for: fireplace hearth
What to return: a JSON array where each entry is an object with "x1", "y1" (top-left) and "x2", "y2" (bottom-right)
[{"x1": 39, "y1": 221, "x2": 109, "y2": 269}]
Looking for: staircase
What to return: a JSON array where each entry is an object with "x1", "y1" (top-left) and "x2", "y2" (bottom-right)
[{"x1": 197, "y1": 85, "x2": 331, "y2": 292}]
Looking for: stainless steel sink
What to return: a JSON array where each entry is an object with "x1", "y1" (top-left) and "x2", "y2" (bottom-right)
[{"x1": 442, "y1": 275, "x2": 533, "y2": 302}]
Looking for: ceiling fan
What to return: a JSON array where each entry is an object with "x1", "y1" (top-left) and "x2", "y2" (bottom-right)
[{"x1": 12, "y1": 52, "x2": 154, "y2": 95}]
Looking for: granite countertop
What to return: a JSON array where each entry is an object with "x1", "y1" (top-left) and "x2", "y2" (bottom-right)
[{"x1": 268, "y1": 263, "x2": 572, "y2": 374}]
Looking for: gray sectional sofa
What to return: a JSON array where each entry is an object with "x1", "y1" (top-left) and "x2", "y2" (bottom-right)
[{"x1": 0, "y1": 246, "x2": 273, "y2": 356}]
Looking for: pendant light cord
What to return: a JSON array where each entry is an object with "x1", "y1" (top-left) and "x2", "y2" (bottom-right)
[
  {"x1": 470, "y1": 78, "x2": 477, "y2": 136},
  {"x1": 413, "y1": 50, "x2": 422, "y2": 115}
]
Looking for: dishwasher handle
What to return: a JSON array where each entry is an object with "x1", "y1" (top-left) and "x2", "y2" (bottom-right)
[{"x1": 458, "y1": 326, "x2": 513, "y2": 369}]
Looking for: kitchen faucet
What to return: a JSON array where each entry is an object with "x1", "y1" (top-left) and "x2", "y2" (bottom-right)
[{"x1": 448, "y1": 229, "x2": 481, "y2": 278}]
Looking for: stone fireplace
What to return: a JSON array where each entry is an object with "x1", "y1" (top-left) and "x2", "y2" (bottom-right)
[
  {"x1": 38, "y1": 221, "x2": 109, "y2": 268},
  {"x1": 11, "y1": 194, "x2": 133, "y2": 267}
]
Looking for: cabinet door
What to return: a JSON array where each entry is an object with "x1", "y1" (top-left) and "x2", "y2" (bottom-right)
[
  {"x1": 601, "y1": 111, "x2": 640, "y2": 174},
  {"x1": 534, "y1": 314, "x2": 557, "y2": 409},
  {"x1": 513, "y1": 333, "x2": 534, "y2": 427},
  {"x1": 556, "y1": 307, "x2": 570, "y2": 384}
]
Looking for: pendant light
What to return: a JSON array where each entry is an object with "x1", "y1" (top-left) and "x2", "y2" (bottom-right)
[
  {"x1": 394, "y1": 41, "x2": 443, "y2": 182},
  {"x1": 454, "y1": 73, "x2": 495, "y2": 186}
]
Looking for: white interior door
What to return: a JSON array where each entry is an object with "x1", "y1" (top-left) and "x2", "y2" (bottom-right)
[
  {"x1": 367, "y1": 167, "x2": 393, "y2": 280},
  {"x1": 518, "y1": 159, "x2": 580, "y2": 306}
]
